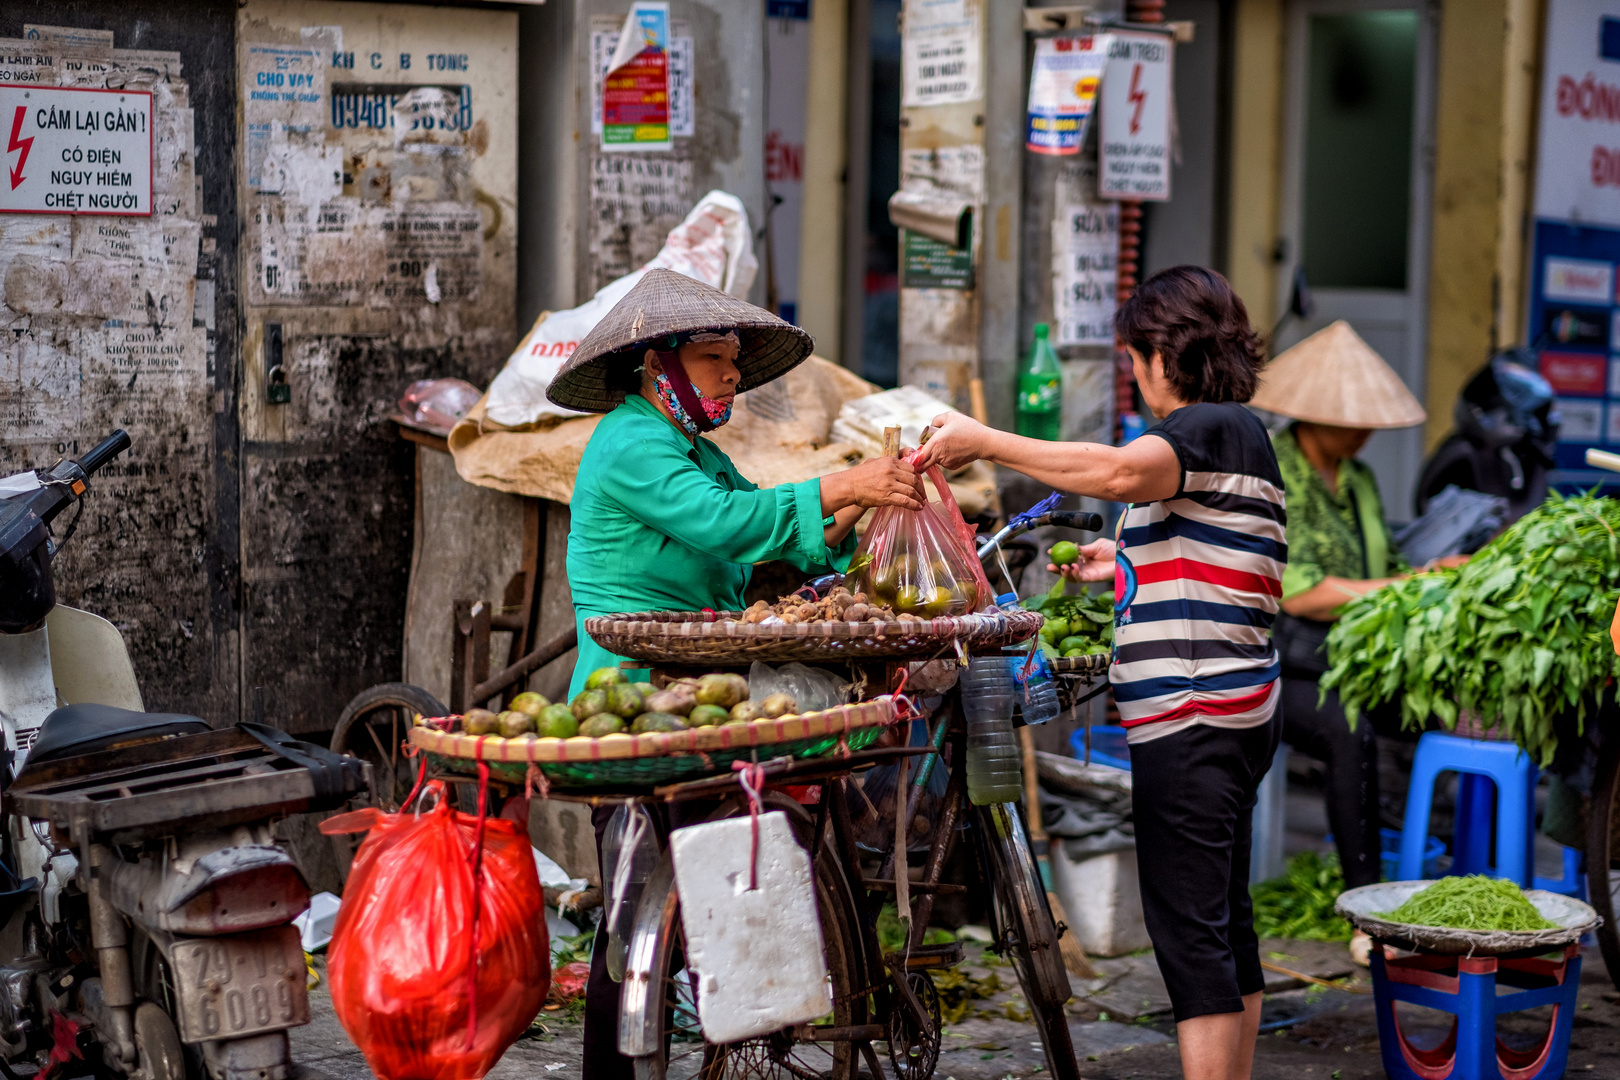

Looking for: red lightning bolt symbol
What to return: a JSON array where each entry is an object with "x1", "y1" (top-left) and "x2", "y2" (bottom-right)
[
  {"x1": 7, "y1": 106, "x2": 32, "y2": 191},
  {"x1": 1127, "y1": 63, "x2": 1147, "y2": 136}
]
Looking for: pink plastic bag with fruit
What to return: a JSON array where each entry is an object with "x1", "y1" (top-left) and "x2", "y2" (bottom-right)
[{"x1": 848, "y1": 454, "x2": 993, "y2": 616}]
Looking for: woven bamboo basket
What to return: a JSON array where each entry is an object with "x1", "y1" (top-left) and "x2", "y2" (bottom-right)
[
  {"x1": 584, "y1": 609, "x2": 1043, "y2": 664},
  {"x1": 1051, "y1": 652, "x2": 1109, "y2": 676},
  {"x1": 408, "y1": 696, "x2": 900, "y2": 789}
]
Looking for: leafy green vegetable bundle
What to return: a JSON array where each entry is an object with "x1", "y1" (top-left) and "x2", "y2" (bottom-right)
[
  {"x1": 1249, "y1": 851, "x2": 1353, "y2": 941},
  {"x1": 1321, "y1": 492, "x2": 1620, "y2": 763},
  {"x1": 1024, "y1": 581, "x2": 1115, "y2": 658},
  {"x1": 1376, "y1": 875, "x2": 1558, "y2": 931}
]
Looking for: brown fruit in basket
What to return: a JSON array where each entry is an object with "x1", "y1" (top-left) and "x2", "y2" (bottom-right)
[
  {"x1": 643, "y1": 686, "x2": 697, "y2": 716},
  {"x1": 579, "y1": 714, "x2": 625, "y2": 737},
  {"x1": 695, "y1": 673, "x2": 744, "y2": 709},
  {"x1": 759, "y1": 692, "x2": 797, "y2": 718},
  {"x1": 462, "y1": 708, "x2": 498, "y2": 735},
  {"x1": 845, "y1": 603, "x2": 870, "y2": 622},
  {"x1": 497, "y1": 710, "x2": 534, "y2": 738},
  {"x1": 730, "y1": 700, "x2": 765, "y2": 723}
]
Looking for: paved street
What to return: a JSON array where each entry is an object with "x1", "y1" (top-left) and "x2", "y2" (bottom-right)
[{"x1": 289, "y1": 942, "x2": 1620, "y2": 1079}]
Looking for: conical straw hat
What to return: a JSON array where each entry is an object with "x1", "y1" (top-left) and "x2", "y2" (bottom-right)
[
  {"x1": 547, "y1": 269, "x2": 813, "y2": 413},
  {"x1": 1251, "y1": 320, "x2": 1426, "y2": 429}
]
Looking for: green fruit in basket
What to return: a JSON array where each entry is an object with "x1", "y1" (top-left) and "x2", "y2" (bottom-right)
[
  {"x1": 730, "y1": 700, "x2": 765, "y2": 723},
  {"x1": 584, "y1": 667, "x2": 626, "y2": 691},
  {"x1": 631, "y1": 712, "x2": 689, "y2": 734},
  {"x1": 1062, "y1": 648, "x2": 1084, "y2": 658},
  {"x1": 606, "y1": 682, "x2": 646, "y2": 719},
  {"x1": 921, "y1": 586, "x2": 955, "y2": 618},
  {"x1": 537, "y1": 704, "x2": 579, "y2": 739},
  {"x1": 723, "y1": 672, "x2": 750, "y2": 703},
  {"x1": 893, "y1": 585, "x2": 924, "y2": 614},
  {"x1": 1058, "y1": 635, "x2": 1088, "y2": 653},
  {"x1": 571, "y1": 689, "x2": 608, "y2": 721},
  {"x1": 1049, "y1": 541, "x2": 1080, "y2": 566},
  {"x1": 497, "y1": 710, "x2": 534, "y2": 738},
  {"x1": 688, "y1": 704, "x2": 730, "y2": 727},
  {"x1": 462, "y1": 708, "x2": 498, "y2": 735},
  {"x1": 579, "y1": 714, "x2": 625, "y2": 738},
  {"x1": 1039, "y1": 617, "x2": 1071, "y2": 643},
  {"x1": 696, "y1": 673, "x2": 744, "y2": 708},
  {"x1": 509, "y1": 691, "x2": 550, "y2": 717}
]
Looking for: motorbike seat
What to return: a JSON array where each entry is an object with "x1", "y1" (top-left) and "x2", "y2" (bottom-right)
[{"x1": 28, "y1": 703, "x2": 211, "y2": 766}]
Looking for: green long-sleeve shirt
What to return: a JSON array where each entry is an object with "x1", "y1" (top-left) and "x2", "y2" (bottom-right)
[
  {"x1": 1272, "y1": 424, "x2": 1409, "y2": 601},
  {"x1": 566, "y1": 393, "x2": 856, "y2": 698}
]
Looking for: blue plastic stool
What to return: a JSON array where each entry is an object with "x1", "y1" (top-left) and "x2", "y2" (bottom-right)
[
  {"x1": 1370, "y1": 943, "x2": 1581, "y2": 1080},
  {"x1": 1534, "y1": 846, "x2": 1587, "y2": 900},
  {"x1": 1399, "y1": 734, "x2": 1537, "y2": 886},
  {"x1": 1069, "y1": 725, "x2": 1131, "y2": 772}
]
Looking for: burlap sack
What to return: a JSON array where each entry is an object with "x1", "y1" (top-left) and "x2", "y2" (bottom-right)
[{"x1": 446, "y1": 356, "x2": 998, "y2": 519}]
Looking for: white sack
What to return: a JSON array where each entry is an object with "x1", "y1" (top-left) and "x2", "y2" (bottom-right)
[{"x1": 484, "y1": 190, "x2": 758, "y2": 426}]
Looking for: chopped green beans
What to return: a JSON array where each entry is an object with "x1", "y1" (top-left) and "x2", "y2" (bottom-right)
[{"x1": 1377, "y1": 875, "x2": 1558, "y2": 932}]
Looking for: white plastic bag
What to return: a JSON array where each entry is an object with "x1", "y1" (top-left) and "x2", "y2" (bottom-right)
[{"x1": 483, "y1": 190, "x2": 759, "y2": 426}]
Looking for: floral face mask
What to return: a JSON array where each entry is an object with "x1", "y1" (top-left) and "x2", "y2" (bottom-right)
[{"x1": 654, "y1": 371, "x2": 733, "y2": 435}]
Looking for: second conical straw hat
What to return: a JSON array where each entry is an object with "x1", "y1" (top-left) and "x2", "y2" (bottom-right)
[{"x1": 1250, "y1": 320, "x2": 1426, "y2": 429}]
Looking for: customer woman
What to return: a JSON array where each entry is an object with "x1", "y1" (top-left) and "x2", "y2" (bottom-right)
[
  {"x1": 1248, "y1": 320, "x2": 1450, "y2": 962},
  {"x1": 547, "y1": 268, "x2": 922, "y2": 1078},
  {"x1": 917, "y1": 265, "x2": 1283, "y2": 1080}
]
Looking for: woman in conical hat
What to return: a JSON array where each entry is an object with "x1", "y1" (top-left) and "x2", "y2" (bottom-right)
[
  {"x1": 551, "y1": 268, "x2": 921, "y2": 1079},
  {"x1": 1253, "y1": 320, "x2": 1458, "y2": 965}
]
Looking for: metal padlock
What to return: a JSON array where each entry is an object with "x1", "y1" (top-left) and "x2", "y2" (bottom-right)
[
  {"x1": 265, "y1": 322, "x2": 290, "y2": 405},
  {"x1": 266, "y1": 364, "x2": 291, "y2": 405}
]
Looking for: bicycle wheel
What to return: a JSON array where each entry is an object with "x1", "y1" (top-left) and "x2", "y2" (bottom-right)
[
  {"x1": 624, "y1": 797, "x2": 865, "y2": 1080},
  {"x1": 331, "y1": 682, "x2": 446, "y2": 811},
  {"x1": 979, "y1": 801, "x2": 1080, "y2": 1080},
  {"x1": 1588, "y1": 734, "x2": 1620, "y2": 989}
]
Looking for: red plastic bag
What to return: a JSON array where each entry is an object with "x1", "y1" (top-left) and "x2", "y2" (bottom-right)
[
  {"x1": 320, "y1": 780, "x2": 549, "y2": 1080},
  {"x1": 849, "y1": 454, "x2": 994, "y2": 615}
]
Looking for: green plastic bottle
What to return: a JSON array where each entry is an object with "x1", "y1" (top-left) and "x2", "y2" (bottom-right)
[{"x1": 1016, "y1": 323, "x2": 1063, "y2": 441}]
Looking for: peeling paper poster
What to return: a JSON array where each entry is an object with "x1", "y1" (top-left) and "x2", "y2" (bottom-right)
[
  {"x1": 902, "y1": 0, "x2": 981, "y2": 108},
  {"x1": 601, "y1": 2, "x2": 672, "y2": 152},
  {"x1": 243, "y1": 42, "x2": 324, "y2": 192},
  {"x1": 1026, "y1": 35, "x2": 1109, "y2": 157},
  {"x1": 591, "y1": 29, "x2": 692, "y2": 138},
  {"x1": 1053, "y1": 200, "x2": 1118, "y2": 347}
]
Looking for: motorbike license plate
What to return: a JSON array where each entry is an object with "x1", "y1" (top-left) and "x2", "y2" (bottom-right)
[{"x1": 170, "y1": 926, "x2": 309, "y2": 1043}]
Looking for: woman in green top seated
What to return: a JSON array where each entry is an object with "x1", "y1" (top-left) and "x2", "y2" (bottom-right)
[
  {"x1": 553, "y1": 269, "x2": 923, "y2": 698},
  {"x1": 546, "y1": 268, "x2": 922, "y2": 1078},
  {"x1": 1252, "y1": 322, "x2": 1462, "y2": 960}
]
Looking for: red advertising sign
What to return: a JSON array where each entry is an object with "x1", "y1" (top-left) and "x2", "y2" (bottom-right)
[{"x1": 1540, "y1": 350, "x2": 1608, "y2": 396}]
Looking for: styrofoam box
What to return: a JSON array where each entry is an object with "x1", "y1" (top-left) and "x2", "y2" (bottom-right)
[
  {"x1": 1048, "y1": 844, "x2": 1151, "y2": 958},
  {"x1": 669, "y1": 812, "x2": 833, "y2": 1044}
]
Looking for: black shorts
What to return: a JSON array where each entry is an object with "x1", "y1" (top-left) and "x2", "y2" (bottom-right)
[{"x1": 1129, "y1": 715, "x2": 1282, "y2": 1022}]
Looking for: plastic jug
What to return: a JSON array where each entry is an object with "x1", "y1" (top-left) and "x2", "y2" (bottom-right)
[{"x1": 960, "y1": 657, "x2": 1022, "y2": 805}]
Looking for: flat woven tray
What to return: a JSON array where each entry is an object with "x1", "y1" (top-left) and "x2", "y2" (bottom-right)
[
  {"x1": 1336, "y1": 881, "x2": 1600, "y2": 956},
  {"x1": 409, "y1": 697, "x2": 899, "y2": 790},
  {"x1": 585, "y1": 609, "x2": 1043, "y2": 663}
]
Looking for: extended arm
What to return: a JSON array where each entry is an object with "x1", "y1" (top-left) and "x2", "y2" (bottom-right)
[{"x1": 915, "y1": 413, "x2": 1181, "y2": 503}]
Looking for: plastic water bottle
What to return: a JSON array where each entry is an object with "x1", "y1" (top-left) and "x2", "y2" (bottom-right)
[
  {"x1": 1014, "y1": 650, "x2": 1061, "y2": 726},
  {"x1": 601, "y1": 803, "x2": 658, "y2": 982},
  {"x1": 960, "y1": 657, "x2": 1023, "y2": 805}
]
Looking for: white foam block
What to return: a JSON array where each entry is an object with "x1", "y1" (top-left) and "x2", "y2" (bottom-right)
[{"x1": 668, "y1": 812, "x2": 832, "y2": 1044}]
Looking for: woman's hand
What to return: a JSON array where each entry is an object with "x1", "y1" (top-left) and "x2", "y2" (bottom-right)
[
  {"x1": 822, "y1": 456, "x2": 925, "y2": 512},
  {"x1": 914, "y1": 413, "x2": 998, "y2": 472},
  {"x1": 1422, "y1": 553, "x2": 1471, "y2": 572},
  {"x1": 1049, "y1": 538, "x2": 1117, "y2": 583}
]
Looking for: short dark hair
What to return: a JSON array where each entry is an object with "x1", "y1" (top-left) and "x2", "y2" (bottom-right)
[{"x1": 1113, "y1": 265, "x2": 1264, "y2": 404}]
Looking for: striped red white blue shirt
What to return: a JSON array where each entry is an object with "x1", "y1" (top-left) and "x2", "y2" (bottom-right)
[{"x1": 1109, "y1": 403, "x2": 1287, "y2": 744}]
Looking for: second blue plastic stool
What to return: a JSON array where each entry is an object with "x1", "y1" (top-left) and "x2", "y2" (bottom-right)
[{"x1": 1398, "y1": 733, "x2": 1536, "y2": 886}]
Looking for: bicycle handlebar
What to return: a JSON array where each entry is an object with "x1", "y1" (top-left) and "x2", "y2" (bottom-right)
[{"x1": 1049, "y1": 510, "x2": 1104, "y2": 532}]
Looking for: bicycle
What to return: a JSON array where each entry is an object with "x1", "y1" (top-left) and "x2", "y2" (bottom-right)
[{"x1": 616, "y1": 509, "x2": 1106, "y2": 1080}]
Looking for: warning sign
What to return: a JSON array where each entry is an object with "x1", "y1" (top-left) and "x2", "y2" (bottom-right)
[{"x1": 0, "y1": 85, "x2": 153, "y2": 215}]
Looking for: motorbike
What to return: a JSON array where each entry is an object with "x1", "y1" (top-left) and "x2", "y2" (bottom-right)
[{"x1": 0, "y1": 431, "x2": 367, "y2": 1080}]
